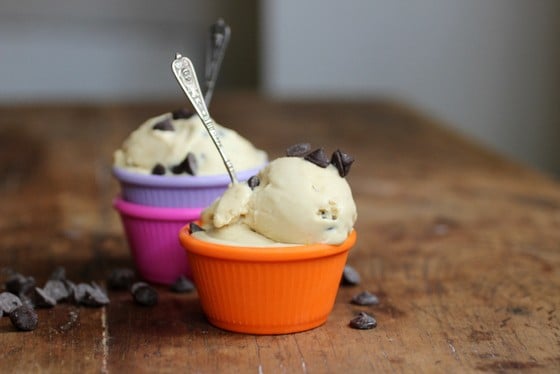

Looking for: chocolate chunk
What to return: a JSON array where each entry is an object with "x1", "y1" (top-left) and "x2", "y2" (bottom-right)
[
  {"x1": 0, "y1": 292, "x2": 23, "y2": 314},
  {"x1": 151, "y1": 163, "x2": 166, "y2": 175},
  {"x1": 351, "y1": 291, "x2": 379, "y2": 306},
  {"x1": 43, "y1": 280, "x2": 70, "y2": 302},
  {"x1": 304, "y1": 148, "x2": 330, "y2": 168},
  {"x1": 107, "y1": 268, "x2": 136, "y2": 291},
  {"x1": 26, "y1": 287, "x2": 56, "y2": 308},
  {"x1": 5, "y1": 273, "x2": 35, "y2": 295},
  {"x1": 171, "y1": 108, "x2": 194, "y2": 120},
  {"x1": 331, "y1": 149, "x2": 355, "y2": 177},
  {"x1": 189, "y1": 222, "x2": 204, "y2": 233},
  {"x1": 286, "y1": 143, "x2": 312, "y2": 157},
  {"x1": 131, "y1": 282, "x2": 158, "y2": 306},
  {"x1": 63, "y1": 280, "x2": 78, "y2": 303},
  {"x1": 49, "y1": 266, "x2": 66, "y2": 281},
  {"x1": 349, "y1": 312, "x2": 377, "y2": 330},
  {"x1": 170, "y1": 275, "x2": 195, "y2": 293},
  {"x1": 9, "y1": 305, "x2": 38, "y2": 331},
  {"x1": 152, "y1": 118, "x2": 175, "y2": 131},
  {"x1": 75, "y1": 283, "x2": 110, "y2": 307},
  {"x1": 341, "y1": 265, "x2": 361, "y2": 286},
  {"x1": 247, "y1": 175, "x2": 260, "y2": 189},
  {"x1": 171, "y1": 152, "x2": 198, "y2": 175}
]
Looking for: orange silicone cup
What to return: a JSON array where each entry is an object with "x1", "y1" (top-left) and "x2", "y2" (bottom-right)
[{"x1": 178, "y1": 225, "x2": 357, "y2": 335}]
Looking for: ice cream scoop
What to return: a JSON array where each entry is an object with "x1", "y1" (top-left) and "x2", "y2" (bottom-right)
[
  {"x1": 195, "y1": 149, "x2": 357, "y2": 246},
  {"x1": 113, "y1": 112, "x2": 266, "y2": 176}
]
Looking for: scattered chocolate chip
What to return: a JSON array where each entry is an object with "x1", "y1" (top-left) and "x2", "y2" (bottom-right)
[
  {"x1": 64, "y1": 280, "x2": 78, "y2": 303},
  {"x1": 9, "y1": 305, "x2": 38, "y2": 331},
  {"x1": 304, "y1": 148, "x2": 330, "y2": 168},
  {"x1": 0, "y1": 292, "x2": 23, "y2": 314},
  {"x1": 43, "y1": 280, "x2": 70, "y2": 302},
  {"x1": 151, "y1": 163, "x2": 166, "y2": 175},
  {"x1": 75, "y1": 283, "x2": 110, "y2": 307},
  {"x1": 349, "y1": 312, "x2": 377, "y2": 330},
  {"x1": 189, "y1": 222, "x2": 205, "y2": 233},
  {"x1": 5, "y1": 273, "x2": 35, "y2": 295},
  {"x1": 171, "y1": 152, "x2": 198, "y2": 175},
  {"x1": 341, "y1": 265, "x2": 361, "y2": 286},
  {"x1": 131, "y1": 282, "x2": 158, "y2": 306},
  {"x1": 170, "y1": 275, "x2": 195, "y2": 293},
  {"x1": 152, "y1": 118, "x2": 175, "y2": 131},
  {"x1": 107, "y1": 268, "x2": 136, "y2": 291},
  {"x1": 26, "y1": 287, "x2": 56, "y2": 308},
  {"x1": 331, "y1": 149, "x2": 355, "y2": 177},
  {"x1": 247, "y1": 175, "x2": 260, "y2": 189},
  {"x1": 49, "y1": 266, "x2": 66, "y2": 281},
  {"x1": 286, "y1": 143, "x2": 312, "y2": 157},
  {"x1": 351, "y1": 291, "x2": 380, "y2": 306},
  {"x1": 172, "y1": 108, "x2": 194, "y2": 120}
]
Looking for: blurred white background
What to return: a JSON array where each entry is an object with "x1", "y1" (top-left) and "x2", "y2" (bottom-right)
[{"x1": 1, "y1": 0, "x2": 559, "y2": 175}]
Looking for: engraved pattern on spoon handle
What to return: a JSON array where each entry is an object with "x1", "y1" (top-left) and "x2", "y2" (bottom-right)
[
  {"x1": 172, "y1": 54, "x2": 238, "y2": 183},
  {"x1": 204, "y1": 19, "x2": 231, "y2": 107}
]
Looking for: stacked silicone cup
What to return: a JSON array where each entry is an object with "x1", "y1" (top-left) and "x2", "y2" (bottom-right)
[
  {"x1": 113, "y1": 165, "x2": 265, "y2": 285},
  {"x1": 179, "y1": 225, "x2": 357, "y2": 334},
  {"x1": 112, "y1": 165, "x2": 264, "y2": 208}
]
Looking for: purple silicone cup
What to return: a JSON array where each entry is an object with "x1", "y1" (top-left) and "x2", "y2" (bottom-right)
[
  {"x1": 113, "y1": 165, "x2": 264, "y2": 208},
  {"x1": 113, "y1": 197, "x2": 202, "y2": 285}
]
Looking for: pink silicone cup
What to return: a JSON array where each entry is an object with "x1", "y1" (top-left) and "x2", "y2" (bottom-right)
[{"x1": 113, "y1": 197, "x2": 202, "y2": 285}]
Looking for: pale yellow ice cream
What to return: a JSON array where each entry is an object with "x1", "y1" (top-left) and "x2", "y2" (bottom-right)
[
  {"x1": 194, "y1": 156, "x2": 357, "y2": 246},
  {"x1": 114, "y1": 111, "x2": 267, "y2": 176}
]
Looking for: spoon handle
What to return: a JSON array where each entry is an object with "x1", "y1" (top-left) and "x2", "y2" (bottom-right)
[
  {"x1": 172, "y1": 54, "x2": 238, "y2": 184},
  {"x1": 204, "y1": 18, "x2": 231, "y2": 107}
]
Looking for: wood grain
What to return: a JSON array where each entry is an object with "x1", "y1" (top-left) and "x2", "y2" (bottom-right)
[{"x1": 1, "y1": 93, "x2": 559, "y2": 373}]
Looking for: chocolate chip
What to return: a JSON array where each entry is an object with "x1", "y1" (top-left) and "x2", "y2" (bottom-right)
[
  {"x1": 286, "y1": 143, "x2": 312, "y2": 157},
  {"x1": 341, "y1": 265, "x2": 361, "y2": 286},
  {"x1": 152, "y1": 118, "x2": 174, "y2": 131},
  {"x1": 26, "y1": 287, "x2": 56, "y2": 308},
  {"x1": 43, "y1": 280, "x2": 70, "y2": 302},
  {"x1": 107, "y1": 268, "x2": 136, "y2": 291},
  {"x1": 247, "y1": 175, "x2": 260, "y2": 189},
  {"x1": 75, "y1": 283, "x2": 110, "y2": 307},
  {"x1": 49, "y1": 266, "x2": 66, "y2": 281},
  {"x1": 172, "y1": 108, "x2": 194, "y2": 119},
  {"x1": 151, "y1": 163, "x2": 166, "y2": 175},
  {"x1": 170, "y1": 275, "x2": 195, "y2": 293},
  {"x1": 63, "y1": 280, "x2": 78, "y2": 303},
  {"x1": 351, "y1": 291, "x2": 379, "y2": 306},
  {"x1": 9, "y1": 305, "x2": 38, "y2": 331},
  {"x1": 304, "y1": 148, "x2": 330, "y2": 168},
  {"x1": 331, "y1": 149, "x2": 355, "y2": 177},
  {"x1": 5, "y1": 273, "x2": 35, "y2": 295},
  {"x1": 189, "y1": 222, "x2": 204, "y2": 233},
  {"x1": 171, "y1": 152, "x2": 198, "y2": 175},
  {"x1": 0, "y1": 292, "x2": 23, "y2": 314},
  {"x1": 349, "y1": 312, "x2": 377, "y2": 330},
  {"x1": 131, "y1": 282, "x2": 158, "y2": 306}
]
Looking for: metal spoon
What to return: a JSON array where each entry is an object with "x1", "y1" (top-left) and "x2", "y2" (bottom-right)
[
  {"x1": 172, "y1": 53, "x2": 237, "y2": 184},
  {"x1": 204, "y1": 18, "x2": 231, "y2": 107}
]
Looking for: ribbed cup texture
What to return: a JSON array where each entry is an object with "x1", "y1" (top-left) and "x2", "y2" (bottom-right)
[
  {"x1": 113, "y1": 165, "x2": 265, "y2": 208},
  {"x1": 114, "y1": 198, "x2": 201, "y2": 285},
  {"x1": 186, "y1": 247, "x2": 350, "y2": 334},
  {"x1": 120, "y1": 185, "x2": 225, "y2": 208},
  {"x1": 189, "y1": 252, "x2": 347, "y2": 334}
]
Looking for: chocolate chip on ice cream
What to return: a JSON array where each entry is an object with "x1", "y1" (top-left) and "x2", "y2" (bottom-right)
[{"x1": 304, "y1": 148, "x2": 330, "y2": 168}]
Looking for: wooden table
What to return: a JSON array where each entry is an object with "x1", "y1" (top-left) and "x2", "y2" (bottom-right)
[{"x1": 1, "y1": 94, "x2": 559, "y2": 373}]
